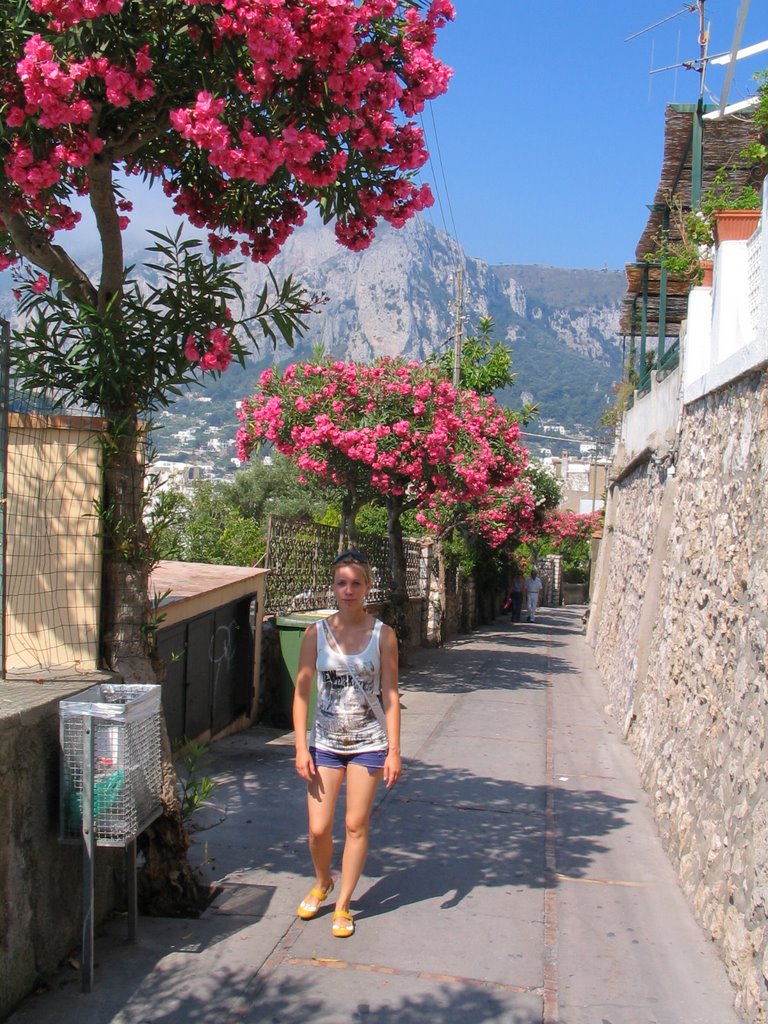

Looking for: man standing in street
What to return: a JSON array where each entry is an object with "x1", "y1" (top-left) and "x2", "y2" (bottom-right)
[{"x1": 524, "y1": 568, "x2": 543, "y2": 623}]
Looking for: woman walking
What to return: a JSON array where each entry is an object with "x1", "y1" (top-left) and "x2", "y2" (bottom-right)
[{"x1": 293, "y1": 550, "x2": 401, "y2": 938}]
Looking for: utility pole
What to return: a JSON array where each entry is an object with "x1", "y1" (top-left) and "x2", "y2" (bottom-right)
[{"x1": 452, "y1": 264, "x2": 464, "y2": 389}]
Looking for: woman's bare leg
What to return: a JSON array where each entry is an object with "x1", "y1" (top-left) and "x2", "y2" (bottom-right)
[
  {"x1": 303, "y1": 766, "x2": 344, "y2": 910},
  {"x1": 335, "y1": 764, "x2": 383, "y2": 913}
]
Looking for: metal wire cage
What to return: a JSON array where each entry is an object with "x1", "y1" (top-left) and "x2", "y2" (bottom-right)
[{"x1": 59, "y1": 684, "x2": 163, "y2": 847}]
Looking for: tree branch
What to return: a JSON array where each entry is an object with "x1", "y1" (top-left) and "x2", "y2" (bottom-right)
[
  {"x1": 87, "y1": 155, "x2": 125, "y2": 311},
  {"x1": 108, "y1": 96, "x2": 179, "y2": 159},
  {"x1": 0, "y1": 193, "x2": 97, "y2": 305}
]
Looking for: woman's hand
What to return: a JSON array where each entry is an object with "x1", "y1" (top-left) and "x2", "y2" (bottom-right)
[
  {"x1": 383, "y1": 750, "x2": 401, "y2": 789},
  {"x1": 295, "y1": 748, "x2": 317, "y2": 782}
]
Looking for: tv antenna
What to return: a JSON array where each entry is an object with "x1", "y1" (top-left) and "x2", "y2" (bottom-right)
[
  {"x1": 625, "y1": 4, "x2": 698, "y2": 44},
  {"x1": 633, "y1": 0, "x2": 766, "y2": 116},
  {"x1": 628, "y1": 0, "x2": 767, "y2": 205},
  {"x1": 631, "y1": 0, "x2": 710, "y2": 97}
]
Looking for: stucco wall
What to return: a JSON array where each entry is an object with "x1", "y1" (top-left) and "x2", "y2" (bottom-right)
[
  {"x1": 589, "y1": 367, "x2": 768, "y2": 1022},
  {"x1": 6, "y1": 413, "x2": 104, "y2": 670}
]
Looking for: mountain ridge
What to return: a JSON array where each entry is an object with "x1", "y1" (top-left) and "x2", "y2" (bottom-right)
[{"x1": 3, "y1": 213, "x2": 626, "y2": 471}]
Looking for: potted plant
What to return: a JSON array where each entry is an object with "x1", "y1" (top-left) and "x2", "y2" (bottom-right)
[
  {"x1": 702, "y1": 166, "x2": 762, "y2": 243},
  {"x1": 644, "y1": 193, "x2": 714, "y2": 286}
]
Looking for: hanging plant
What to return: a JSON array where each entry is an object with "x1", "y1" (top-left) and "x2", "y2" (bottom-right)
[{"x1": 644, "y1": 193, "x2": 714, "y2": 285}]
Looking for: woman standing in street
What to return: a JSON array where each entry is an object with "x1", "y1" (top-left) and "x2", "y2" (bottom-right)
[{"x1": 293, "y1": 550, "x2": 401, "y2": 938}]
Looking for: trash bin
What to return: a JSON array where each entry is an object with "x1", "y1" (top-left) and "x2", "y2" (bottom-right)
[
  {"x1": 275, "y1": 611, "x2": 332, "y2": 727},
  {"x1": 59, "y1": 683, "x2": 163, "y2": 847}
]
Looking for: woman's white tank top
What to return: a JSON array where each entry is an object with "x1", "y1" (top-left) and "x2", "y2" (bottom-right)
[{"x1": 310, "y1": 618, "x2": 387, "y2": 753}]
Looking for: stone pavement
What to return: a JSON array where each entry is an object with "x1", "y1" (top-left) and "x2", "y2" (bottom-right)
[{"x1": 7, "y1": 607, "x2": 744, "y2": 1024}]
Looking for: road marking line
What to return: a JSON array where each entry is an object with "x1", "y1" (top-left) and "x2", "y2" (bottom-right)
[
  {"x1": 287, "y1": 956, "x2": 541, "y2": 994},
  {"x1": 555, "y1": 873, "x2": 652, "y2": 888},
  {"x1": 544, "y1": 634, "x2": 559, "y2": 1024}
]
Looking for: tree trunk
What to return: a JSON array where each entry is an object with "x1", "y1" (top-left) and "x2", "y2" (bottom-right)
[
  {"x1": 100, "y1": 411, "x2": 207, "y2": 915},
  {"x1": 340, "y1": 492, "x2": 353, "y2": 551},
  {"x1": 137, "y1": 719, "x2": 208, "y2": 917},
  {"x1": 385, "y1": 493, "x2": 410, "y2": 653},
  {"x1": 432, "y1": 537, "x2": 448, "y2": 644},
  {"x1": 340, "y1": 483, "x2": 365, "y2": 549},
  {"x1": 100, "y1": 414, "x2": 152, "y2": 674}
]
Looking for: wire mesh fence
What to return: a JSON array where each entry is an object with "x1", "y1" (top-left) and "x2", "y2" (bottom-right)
[
  {"x1": 747, "y1": 218, "x2": 764, "y2": 334},
  {"x1": 1, "y1": 319, "x2": 8, "y2": 676},
  {"x1": 1, "y1": 331, "x2": 105, "y2": 675}
]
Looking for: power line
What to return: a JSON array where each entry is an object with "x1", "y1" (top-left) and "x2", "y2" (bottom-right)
[
  {"x1": 416, "y1": 102, "x2": 467, "y2": 363},
  {"x1": 520, "y1": 429, "x2": 611, "y2": 450},
  {"x1": 418, "y1": 109, "x2": 452, "y2": 241},
  {"x1": 426, "y1": 102, "x2": 460, "y2": 245}
]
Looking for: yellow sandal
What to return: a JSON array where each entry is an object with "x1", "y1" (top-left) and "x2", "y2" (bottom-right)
[
  {"x1": 296, "y1": 879, "x2": 334, "y2": 920},
  {"x1": 332, "y1": 909, "x2": 355, "y2": 938}
]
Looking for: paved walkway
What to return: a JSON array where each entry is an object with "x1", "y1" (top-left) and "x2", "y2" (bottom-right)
[{"x1": 8, "y1": 607, "x2": 744, "y2": 1024}]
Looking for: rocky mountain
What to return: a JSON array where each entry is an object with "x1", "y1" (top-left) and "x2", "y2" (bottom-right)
[
  {"x1": 232, "y1": 210, "x2": 625, "y2": 372},
  {"x1": 4, "y1": 211, "x2": 627, "y2": 473},
  {"x1": 175, "y1": 211, "x2": 626, "y2": 465}
]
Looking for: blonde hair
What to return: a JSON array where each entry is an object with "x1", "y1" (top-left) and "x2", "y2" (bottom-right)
[{"x1": 331, "y1": 552, "x2": 373, "y2": 587}]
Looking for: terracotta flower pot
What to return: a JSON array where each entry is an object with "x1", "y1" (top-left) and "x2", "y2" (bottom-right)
[
  {"x1": 699, "y1": 259, "x2": 713, "y2": 287},
  {"x1": 714, "y1": 209, "x2": 761, "y2": 244}
]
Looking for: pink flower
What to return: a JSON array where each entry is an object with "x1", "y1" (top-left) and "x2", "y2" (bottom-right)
[
  {"x1": 184, "y1": 335, "x2": 199, "y2": 361},
  {"x1": 5, "y1": 107, "x2": 25, "y2": 127}
]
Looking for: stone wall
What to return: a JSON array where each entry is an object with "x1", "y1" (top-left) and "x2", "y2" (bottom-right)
[
  {"x1": 589, "y1": 367, "x2": 768, "y2": 1022},
  {"x1": 590, "y1": 457, "x2": 667, "y2": 726},
  {"x1": 0, "y1": 681, "x2": 124, "y2": 1019}
]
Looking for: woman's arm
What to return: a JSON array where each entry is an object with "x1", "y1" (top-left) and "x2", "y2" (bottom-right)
[
  {"x1": 293, "y1": 623, "x2": 319, "y2": 781},
  {"x1": 379, "y1": 623, "x2": 401, "y2": 789}
]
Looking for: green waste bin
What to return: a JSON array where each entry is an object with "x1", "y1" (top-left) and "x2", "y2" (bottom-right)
[{"x1": 275, "y1": 611, "x2": 332, "y2": 727}]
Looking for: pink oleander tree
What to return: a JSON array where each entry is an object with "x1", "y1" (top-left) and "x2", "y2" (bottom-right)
[
  {"x1": 454, "y1": 480, "x2": 539, "y2": 551},
  {"x1": 412, "y1": 459, "x2": 563, "y2": 557},
  {"x1": 237, "y1": 355, "x2": 530, "y2": 637},
  {"x1": 0, "y1": 0, "x2": 453, "y2": 672},
  {"x1": 513, "y1": 505, "x2": 604, "y2": 595},
  {"x1": 459, "y1": 467, "x2": 604, "y2": 555},
  {"x1": 0, "y1": 0, "x2": 452, "y2": 911},
  {"x1": 538, "y1": 508, "x2": 604, "y2": 546}
]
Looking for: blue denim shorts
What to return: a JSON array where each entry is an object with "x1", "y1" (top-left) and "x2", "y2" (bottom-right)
[{"x1": 310, "y1": 746, "x2": 387, "y2": 772}]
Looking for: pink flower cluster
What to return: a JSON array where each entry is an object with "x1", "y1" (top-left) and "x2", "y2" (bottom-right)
[
  {"x1": 0, "y1": 0, "x2": 452, "y2": 264},
  {"x1": 31, "y1": 0, "x2": 124, "y2": 30},
  {"x1": 5, "y1": 35, "x2": 154, "y2": 198},
  {"x1": 540, "y1": 508, "x2": 603, "y2": 546},
  {"x1": 431, "y1": 479, "x2": 539, "y2": 550},
  {"x1": 236, "y1": 356, "x2": 528, "y2": 525},
  {"x1": 169, "y1": 101, "x2": 350, "y2": 189},
  {"x1": 165, "y1": 0, "x2": 453, "y2": 257},
  {"x1": 184, "y1": 325, "x2": 233, "y2": 372}
]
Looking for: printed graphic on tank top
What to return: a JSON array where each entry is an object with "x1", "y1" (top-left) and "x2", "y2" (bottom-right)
[{"x1": 311, "y1": 619, "x2": 387, "y2": 754}]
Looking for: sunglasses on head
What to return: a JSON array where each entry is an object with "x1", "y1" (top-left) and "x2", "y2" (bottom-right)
[{"x1": 332, "y1": 549, "x2": 369, "y2": 565}]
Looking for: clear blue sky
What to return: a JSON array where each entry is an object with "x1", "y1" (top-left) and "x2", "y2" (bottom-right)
[
  {"x1": 418, "y1": 0, "x2": 768, "y2": 270},
  {"x1": 27, "y1": 1, "x2": 768, "y2": 276}
]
